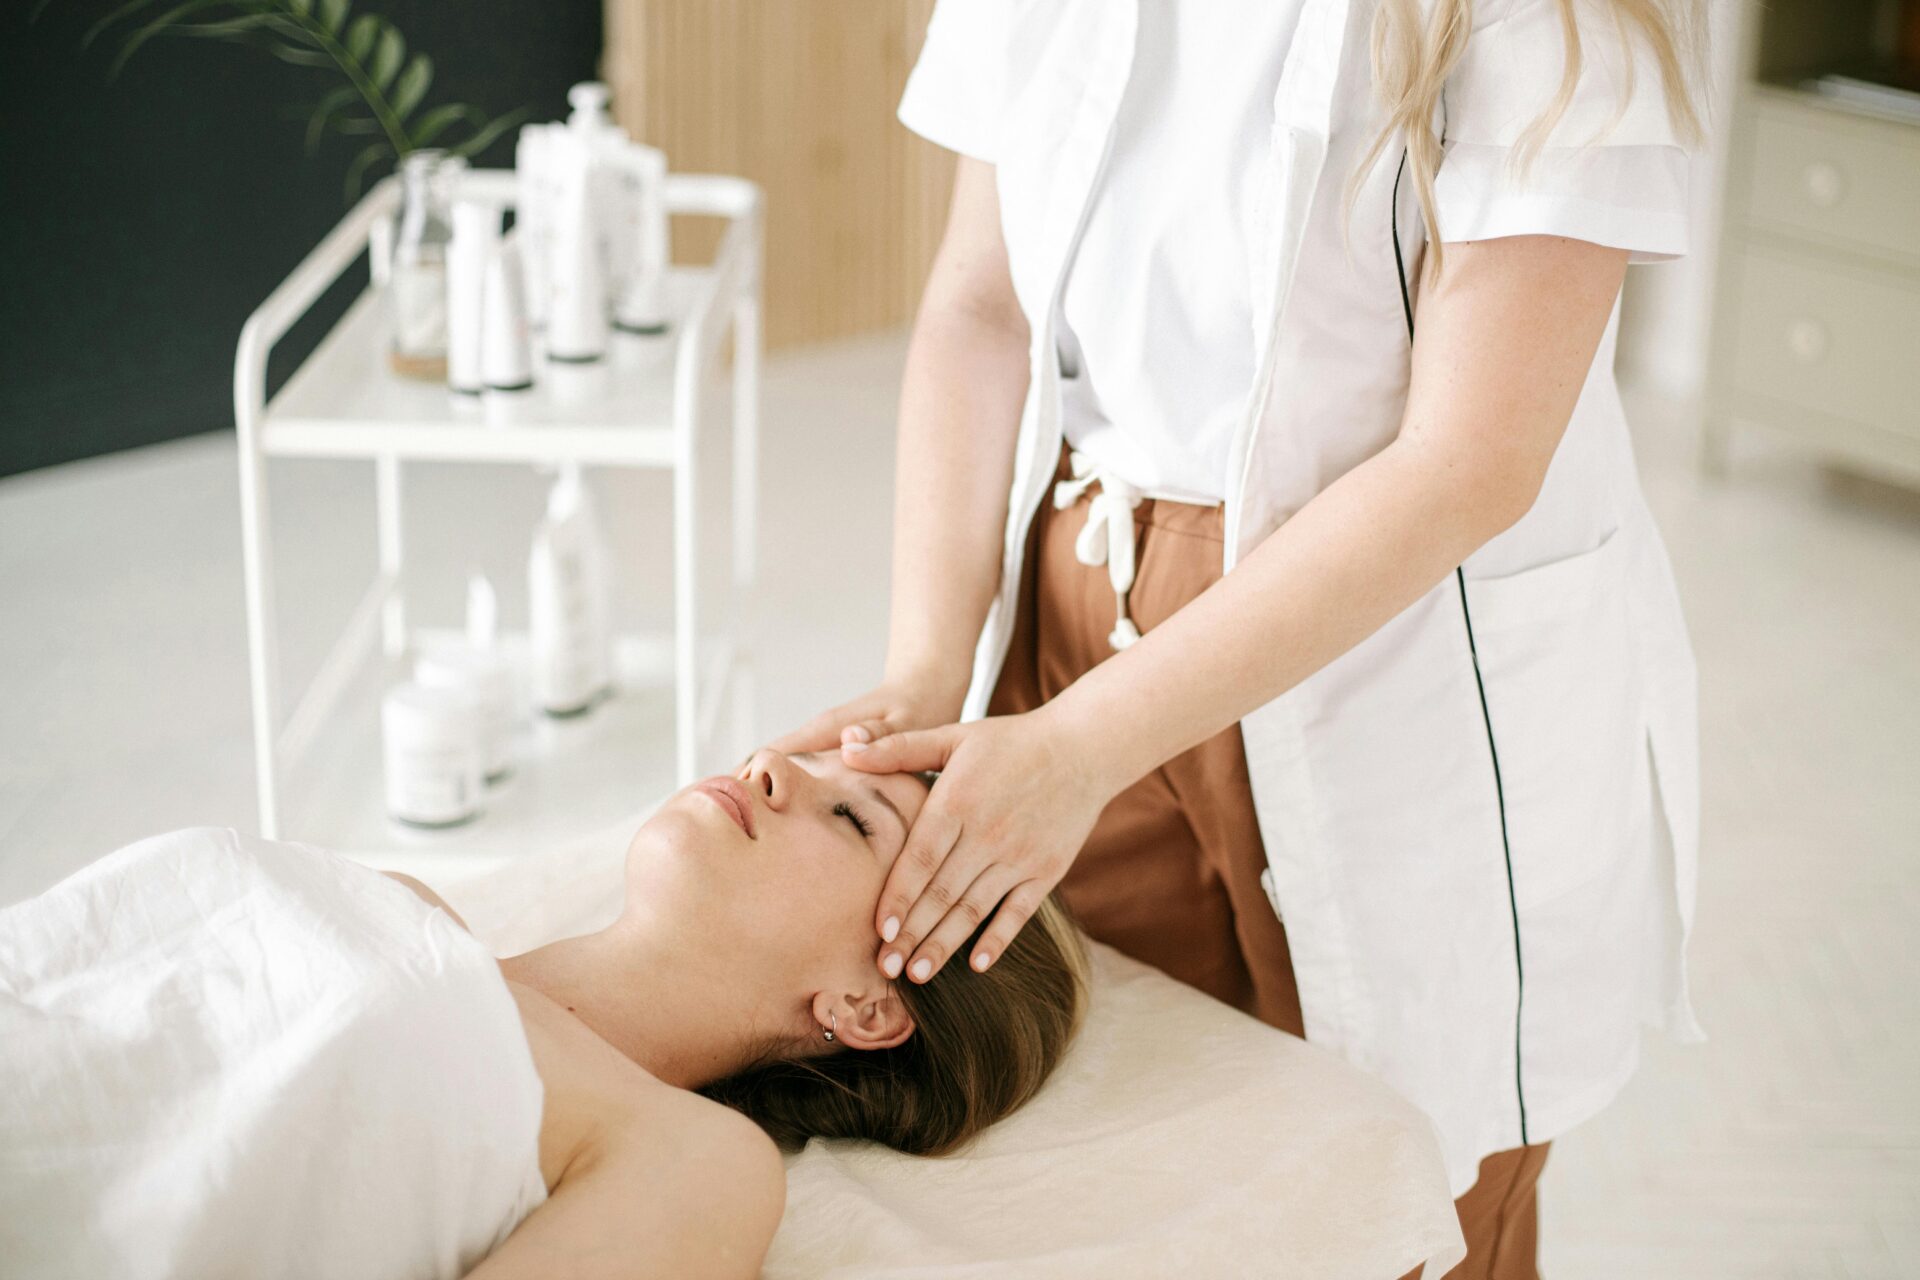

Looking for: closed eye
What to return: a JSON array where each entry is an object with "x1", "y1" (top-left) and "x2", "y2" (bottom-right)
[{"x1": 832, "y1": 800, "x2": 875, "y2": 840}]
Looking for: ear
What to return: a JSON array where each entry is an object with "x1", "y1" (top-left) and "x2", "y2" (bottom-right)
[{"x1": 812, "y1": 987, "x2": 914, "y2": 1052}]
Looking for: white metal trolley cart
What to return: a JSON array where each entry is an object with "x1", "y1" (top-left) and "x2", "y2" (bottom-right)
[{"x1": 234, "y1": 168, "x2": 762, "y2": 873}]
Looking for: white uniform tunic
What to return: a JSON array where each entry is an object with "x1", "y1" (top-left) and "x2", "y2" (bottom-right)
[{"x1": 902, "y1": 0, "x2": 1703, "y2": 1193}]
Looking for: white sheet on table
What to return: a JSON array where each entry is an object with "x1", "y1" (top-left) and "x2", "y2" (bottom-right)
[
  {"x1": 0, "y1": 828, "x2": 547, "y2": 1280},
  {"x1": 447, "y1": 814, "x2": 1467, "y2": 1280}
]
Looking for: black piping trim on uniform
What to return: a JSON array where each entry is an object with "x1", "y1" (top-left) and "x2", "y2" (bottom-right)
[{"x1": 1392, "y1": 147, "x2": 1530, "y2": 1146}]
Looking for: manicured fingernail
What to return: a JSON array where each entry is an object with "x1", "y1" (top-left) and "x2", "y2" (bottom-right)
[
  {"x1": 972, "y1": 951, "x2": 993, "y2": 972},
  {"x1": 842, "y1": 725, "x2": 871, "y2": 743},
  {"x1": 841, "y1": 740, "x2": 869, "y2": 753},
  {"x1": 881, "y1": 916, "x2": 899, "y2": 943},
  {"x1": 882, "y1": 952, "x2": 904, "y2": 978},
  {"x1": 909, "y1": 957, "x2": 933, "y2": 983}
]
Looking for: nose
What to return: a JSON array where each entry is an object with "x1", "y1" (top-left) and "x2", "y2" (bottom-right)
[{"x1": 740, "y1": 748, "x2": 802, "y2": 813}]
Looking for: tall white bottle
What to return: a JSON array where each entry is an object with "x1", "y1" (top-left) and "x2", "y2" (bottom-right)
[
  {"x1": 446, "y1": 200, "x2": 501, "y2": 396},
  {"x1": 481, "y1": 232, "x2": 535, "y2": 393},
  {"x1": 565, "y1": 81, "x2": 637, "y2": 298},
  {"x1": 615, "y1": 143, "x2": 671, "y2": 335},
  {"x1": 528, "y1": 466, "x2": 613, "y2": 716},
  {"x1": 513, "y1": 124, "x2": 558, "y2": 331},
  {"x1": 545, "y1": 133, "x2": 609, "y2": 364}
]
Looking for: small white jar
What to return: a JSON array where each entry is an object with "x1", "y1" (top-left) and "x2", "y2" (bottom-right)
[
  {"x1": 414, "y1": 645, "x2": 517, "y2": 781},
  {"x1": 381, "y1": 682, "x2": 484, "y2": 827}
]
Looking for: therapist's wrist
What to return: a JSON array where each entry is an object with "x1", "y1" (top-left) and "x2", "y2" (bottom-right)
[
  {"x1": 1028, "y1": 688, "x2": 1145, "y2": 807},
  {"x1": 880, "y1": 651, "x2": 973, "y2": 722}
]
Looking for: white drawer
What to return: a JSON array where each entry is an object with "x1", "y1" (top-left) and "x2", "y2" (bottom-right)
[
  {"x1": 1746, "y1": 92, "x2": 1920, "y2": 269},
  {"x1": 1727, "y1": 245, "x2": 1920, "y2": 444}
]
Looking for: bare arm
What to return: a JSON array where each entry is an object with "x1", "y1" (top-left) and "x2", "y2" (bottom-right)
[
  {"x1": 466, "y1": 1106, "x2": 785, "y2": 1280},
  {"x1": 883, "y1": 156, "x2": 1031, "y2": 699},
  {"x1": 1043, "y1": 235, "x2": 1631, "y2": 793},
  {"x1": 764, "y1": 157, "x2": 1031, "y2": 757}
]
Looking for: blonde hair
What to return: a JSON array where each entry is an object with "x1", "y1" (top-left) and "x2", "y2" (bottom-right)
[
  {"x1": 1356, "y1": 0, "x2": 1706, "y2": 274},
  {"x1": 700, "y1": 893, "x2": 1091, "y2": 1157}
]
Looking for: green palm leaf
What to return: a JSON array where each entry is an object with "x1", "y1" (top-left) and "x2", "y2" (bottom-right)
[
  {"x1": 408, "y1": 102, "x2": 480, "y2": 148},
  {"x1": 316, "y1": 0, "x2": 349, "y2": 36},
  {"x1": 389, "y1": 53, "x2": 431, "y2": 121},
  {"x1": 342, "y1": 13, "x2": 378, "y2": 64},
  {"x1": 369, "y1": 25, "x2": 404, "y2": 92},
  {"x1": 169, "y1": 14, "x2": 286, "y2": 40},
  {"x1": 107, "y1": 0, "x2": 231, "y2": 78},
  {"x1": 81, "y1": 0, "x2": 168, "y2": 51},
  {"x1": 264, "y1": 39, "x2": 331, "y2": 68},
  {"x1": 343, "y1": 140, "x2": 388, "y2": 201},
  {"x1": 49, "y1": 0, "x2": 531, "y2": 203},
  {"x1": 450, "y1": 106, "x2": 529, "y2": 160},
  {"x1": 305, "y1": 82, "x2": 359, "y2": 153}
]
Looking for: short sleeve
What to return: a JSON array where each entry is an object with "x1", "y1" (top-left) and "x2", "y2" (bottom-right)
[
  {"x1": 898, "y1": 0, "x2": 1009, "y2": 163},
  {"x1": 1434, "y1": 0, "x2": 1697, "y2": 263}
]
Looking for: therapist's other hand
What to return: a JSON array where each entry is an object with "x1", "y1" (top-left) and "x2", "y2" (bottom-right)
[
  {"x1": 842, "y1": 712, "x2": 1112, "y2": 983},
  {"x1": 763, "y1": 670, "x2": 968, "y2": 760}
]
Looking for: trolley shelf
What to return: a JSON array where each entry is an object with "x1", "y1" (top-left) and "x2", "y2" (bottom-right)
[{"x1": 262, "y1": 270, "x2": 714, "y2": 467}]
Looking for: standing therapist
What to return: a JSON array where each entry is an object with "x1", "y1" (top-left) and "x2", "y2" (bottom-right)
[{"x1": 772, "y1": 1, "x2": 1705, "y2": 1273}]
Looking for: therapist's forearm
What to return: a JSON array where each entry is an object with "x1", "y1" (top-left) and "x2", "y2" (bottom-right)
[
  {"x1": 1039, "y1": 436, "x2": 1529, "y2": 799},
  {"x1": 1037, "y1": 234, "x2": 1625, "y2": 799},
  {"x1": 883, "y1": 306, "x2": 1030, "y2": 696}
]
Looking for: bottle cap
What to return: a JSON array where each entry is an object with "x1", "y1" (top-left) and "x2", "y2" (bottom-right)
[
  {"x1": 548, "y1": 465, "x2": 585, "y2": 521},
  {"x1": 568, "y1": 81, "x2": 612, "y2": 123}
]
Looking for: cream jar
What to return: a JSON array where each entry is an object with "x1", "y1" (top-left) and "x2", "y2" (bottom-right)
[
  {"x1": 414, "y1": 646, "x2": 517, "y2": 782},
  {"x1": 381, "y1": 682, "x2": 484, "y2": 827}
]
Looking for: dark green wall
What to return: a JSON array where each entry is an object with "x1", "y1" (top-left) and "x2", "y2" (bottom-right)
[{"x1": 0, "y1": 1, "x2": 602, "y2": 477}]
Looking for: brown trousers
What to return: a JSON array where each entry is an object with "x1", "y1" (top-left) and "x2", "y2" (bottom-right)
[{"x1": 987, "y1": 444, "x2": 1548, "y2": 1280}]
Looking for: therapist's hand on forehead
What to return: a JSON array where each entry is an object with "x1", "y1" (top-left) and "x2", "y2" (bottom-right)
[
  {"x1": 763, "y1": 676, "x2": 1107, "y2": 981},
  {"x1": 833, "y1": 710, "x2": 1111, "y2": 983}
]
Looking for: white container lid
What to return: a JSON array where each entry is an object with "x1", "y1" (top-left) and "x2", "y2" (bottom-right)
[
  {"x1": 382, "y1": 681, "x2": 481, "y2": 739},
  {"x1": 415, "y1": 645, "x2": 515, "y2": 706}
]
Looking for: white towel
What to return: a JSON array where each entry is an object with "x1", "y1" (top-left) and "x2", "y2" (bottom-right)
[{"x1": 0, "y1": 827, "x2": 547, "y2": 1280}]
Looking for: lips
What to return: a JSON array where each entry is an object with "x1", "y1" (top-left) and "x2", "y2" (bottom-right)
[{"x1": 693, "y1": 776, "x2": 756, "y2": 838}]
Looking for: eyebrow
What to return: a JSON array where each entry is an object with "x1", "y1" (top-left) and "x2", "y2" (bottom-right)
[{"x1": 864, "y1": 783, "x2": 906, "y2": 836}]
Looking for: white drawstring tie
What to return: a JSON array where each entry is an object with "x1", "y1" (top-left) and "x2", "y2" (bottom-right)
[{"x1": 1052, "y1": 449, "x2": 1145, "y2": 652}]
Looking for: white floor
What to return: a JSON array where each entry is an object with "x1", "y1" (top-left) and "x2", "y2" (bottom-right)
[{"x1": 2, "y1": 332, "x2": 1916, "y2": 1277}]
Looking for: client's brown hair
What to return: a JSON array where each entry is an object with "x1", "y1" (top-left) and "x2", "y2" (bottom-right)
[{"x1": 699, "y1": 892, "x2": 1091, "y2": 1157}]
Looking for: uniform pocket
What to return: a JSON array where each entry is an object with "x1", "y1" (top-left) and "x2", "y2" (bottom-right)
[{"x1": 1461, "y1": 527, "x2": 1645, "y2": 909}]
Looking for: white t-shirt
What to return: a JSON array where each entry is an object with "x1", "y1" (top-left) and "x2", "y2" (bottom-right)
[{"x1": 1055, "y1": 0, "x2": 1306, "y2": 504}]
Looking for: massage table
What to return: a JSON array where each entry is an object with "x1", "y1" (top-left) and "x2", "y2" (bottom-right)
[{"x1": 438, "y1": 816, "x2": 1467, "y2": 1279}]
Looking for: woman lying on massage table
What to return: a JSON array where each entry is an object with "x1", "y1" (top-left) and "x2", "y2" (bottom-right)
[{"x1": 0, "y1": 748, "x2": 1089, "y2": 1280}]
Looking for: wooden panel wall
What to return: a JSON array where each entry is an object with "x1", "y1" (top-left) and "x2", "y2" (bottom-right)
[{"x1": 604, "y1": 0, "x2": 955, "y2": 349}]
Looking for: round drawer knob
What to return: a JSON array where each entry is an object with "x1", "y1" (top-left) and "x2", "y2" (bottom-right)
[
  {"x1": 1787, "y1": 319, "x2": 1830, "y2": 363},
  {"x1": 1803, "y1": 161, "x2": 1846, "y2": 208}
]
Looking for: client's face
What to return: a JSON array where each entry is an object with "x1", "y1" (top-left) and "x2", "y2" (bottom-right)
[{"x1": 626, "y1": 747, "x2": 930, "y2": 984}]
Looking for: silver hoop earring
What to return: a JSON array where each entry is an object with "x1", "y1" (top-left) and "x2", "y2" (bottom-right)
[{"x1": 823, "y1": 1012, "x2": 837, "y2": 1043}]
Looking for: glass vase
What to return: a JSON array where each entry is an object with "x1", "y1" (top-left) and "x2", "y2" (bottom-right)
[{"x1": 388, "y1": 149, "x2": 467, "y2": 380}]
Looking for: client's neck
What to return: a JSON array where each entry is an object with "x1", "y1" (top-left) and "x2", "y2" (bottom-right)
[{"x1": 499, "y1": 914, "x2": 766, "y2": 1090}]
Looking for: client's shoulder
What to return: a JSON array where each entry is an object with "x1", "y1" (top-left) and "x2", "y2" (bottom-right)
[
  {"x1": 587, "y1": 1083, "x2": 787, "y2": 1274},
  {"x1": 506, "y1": 981, "x2": 784, "y2": 1240},
  {"x1": 608, "y1": 1078, "x2": 785, "y2": 1196}
]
